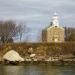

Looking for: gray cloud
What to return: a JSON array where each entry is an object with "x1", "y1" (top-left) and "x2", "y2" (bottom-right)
[
  {"x1": 0, "y1": 0, "x2": 75, "y2": 27},
  {"x1": 0, "y1": 0, "x2": 75, "y2": 41}
]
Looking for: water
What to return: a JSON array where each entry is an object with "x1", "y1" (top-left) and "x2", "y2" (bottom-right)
[{"x1": 0, "y1": 64, "x2": 75, "y2": 75}]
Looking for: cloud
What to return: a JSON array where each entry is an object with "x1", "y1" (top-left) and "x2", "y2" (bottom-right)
[
  {"x1": 0, "y1": 0, "x2": 75, "y2": 41},
  {"x1": 0, "y1": 0, "x2": 75, "y2": 28}
]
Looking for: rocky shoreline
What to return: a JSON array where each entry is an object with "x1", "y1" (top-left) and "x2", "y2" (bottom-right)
[
  {"x1": 0, "y1": 58, "x2": 75, "y2": 66},
  {"x1": 0, "y1": 42, "x2": 75, "y2": 66}
]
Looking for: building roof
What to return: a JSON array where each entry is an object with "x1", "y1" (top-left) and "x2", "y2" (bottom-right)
[
  {"x1": 43, "y1": 22, "x2": 52, "y2": 31},
  {"x1": 43, "y1": 23, "x2": 64, "y2": 31}
]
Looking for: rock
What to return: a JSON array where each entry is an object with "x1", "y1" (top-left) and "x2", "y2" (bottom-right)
[
  {"x1": 25, "y1": 58, "x2": 32, "y2": 61},
  {"x1": 3, "y1": 50, "x2": 24, "y2": 62},
  {"x1": 30, "y1": 54, "x2": 36, "y2": 58},
  {"x1": 28, "y1": 47, "x2": 34, "y2": 54}
]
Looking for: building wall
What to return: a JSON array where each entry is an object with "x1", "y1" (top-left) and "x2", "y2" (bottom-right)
[
  {"x1": 42, "y1": 30, "x2": 47, "y2": 42},
  {"x1": 42, "y1": 26, "x2": 65, "y2": 43}
]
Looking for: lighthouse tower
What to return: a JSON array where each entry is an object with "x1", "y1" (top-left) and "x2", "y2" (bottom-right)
[{"x1": 52, "y1": 12, "x2": 59, "y2": 27}]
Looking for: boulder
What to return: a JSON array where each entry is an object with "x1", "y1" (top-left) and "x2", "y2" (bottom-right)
[
  {"x1": 3, "y1": 50, "x2": 24, "y2": 62},
  {"x1": 30, "y1": 54, "x2": 36, "y2": 58}
]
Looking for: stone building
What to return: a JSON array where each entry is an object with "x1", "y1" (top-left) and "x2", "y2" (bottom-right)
[{"x1": 42, "y1": 13, "x2": 65, "y2": 43}]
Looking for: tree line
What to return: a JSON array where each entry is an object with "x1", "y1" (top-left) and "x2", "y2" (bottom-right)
[
  {"x1": 0, "y1": 20, "x2": 25, "y2": 43},
  {"x1": 0, "y1": 20, "x2": 75, "y2": 43},
  {"x1": 64, "y1": 27, "x2": 75, "y2": 41}
]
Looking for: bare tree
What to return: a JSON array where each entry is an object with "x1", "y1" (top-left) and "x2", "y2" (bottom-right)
[
  {"x1": 37, "y1": 30, "x2": 42, "y2": 42},
  {"x1": 0, "y1": 20, "x2": 24, "y2": 43},
  {"x1": 18, "y1": 23, "x2": 26, "y2": 42},
  {"x1": 65, "y1": 27, "x2": 75, "y2": 41}
]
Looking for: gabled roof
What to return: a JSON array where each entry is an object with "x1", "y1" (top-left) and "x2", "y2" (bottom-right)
[
  {"x1": 43, "y1": 22, "x2": 53, "y2": 31},
  {"x1": 47, "y1": 26, "x2": 65, "y2": 30},
  {"x1": 43, "y1": 23, "x2": 64, "y2": 31}
]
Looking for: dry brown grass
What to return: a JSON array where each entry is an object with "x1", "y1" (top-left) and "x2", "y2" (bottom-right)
[{"x1": 0, "y1": 42, "x2": 75, "y2": 58}]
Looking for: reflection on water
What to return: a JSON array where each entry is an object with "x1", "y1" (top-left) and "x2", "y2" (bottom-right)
[{"x1": 0, "y1": 64, "x2": 75, "y2": 75}]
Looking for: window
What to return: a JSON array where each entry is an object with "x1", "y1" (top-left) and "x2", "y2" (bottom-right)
[{"x1": 54, "y1": 38, "x2": 58, "y2": 42}]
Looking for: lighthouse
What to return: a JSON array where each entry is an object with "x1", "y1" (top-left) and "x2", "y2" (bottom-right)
[
  {"x1": 42, "y1": 13, "x2": 65, "y2": 42},
  {"x1": 52, "y1": 12, "x2": 59, "y2": 27}
]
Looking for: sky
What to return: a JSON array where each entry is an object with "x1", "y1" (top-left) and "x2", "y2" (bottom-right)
[{"x1": 0, "y1": 0, "x2": 75, "y2": 42}]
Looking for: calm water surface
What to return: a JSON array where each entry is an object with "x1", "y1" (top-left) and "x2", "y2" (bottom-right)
[{"x1": 0, "y1": 64, "x2": 75, "y2": 75}]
